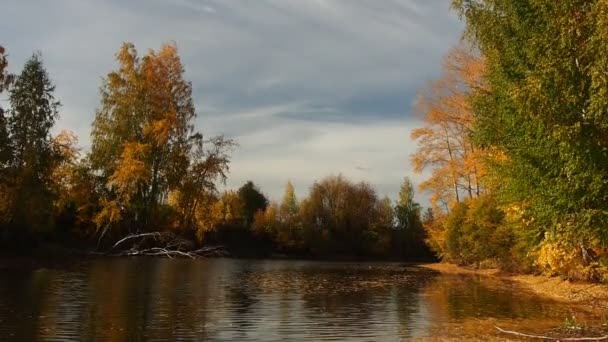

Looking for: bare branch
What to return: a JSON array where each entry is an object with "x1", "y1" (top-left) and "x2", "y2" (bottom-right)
[
  {"x1": 495, "y1": 326, "x2": 608, "y2": 341},
  {"x1": 111, "y1": 232, "x2": 162, "y2": 250}
]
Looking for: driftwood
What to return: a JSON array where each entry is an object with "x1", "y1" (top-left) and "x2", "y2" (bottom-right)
[
  {"x1": 111, "y1": 232, "x2": 163, "y2": 250},
  {"x1": 495, "y1": 326, "x2": 608, "y2": 341},
  {"x1": 105, "y1": 232, "x2": 228, "y2": 258}
]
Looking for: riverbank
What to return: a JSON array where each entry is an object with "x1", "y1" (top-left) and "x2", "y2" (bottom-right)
[
  {"x1": 420, "y1": 262, "x2": 608, "y2": 307},
  {"x1": 418, "y1": 263, "x2": 608, "y2": 341}
]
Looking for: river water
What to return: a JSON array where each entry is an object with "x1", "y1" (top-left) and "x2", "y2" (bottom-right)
[{"x1": 0, "y1": 258, "x2": 602, "y2": 341}]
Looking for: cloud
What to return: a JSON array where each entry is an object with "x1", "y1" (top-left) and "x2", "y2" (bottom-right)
[{"x1": 1, "y1": 0, "x2": 463, "y2": 204}]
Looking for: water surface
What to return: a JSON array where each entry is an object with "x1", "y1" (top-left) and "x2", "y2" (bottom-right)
[{"x1": 0, "y1": 258, "x2": 601, "y2": 341}]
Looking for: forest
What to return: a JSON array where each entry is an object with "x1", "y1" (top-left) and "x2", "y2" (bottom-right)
[
  {"x1": 2, "y1": 0, "x2": 608, "y2": 283},
  {"x1": 0, "y1": 43, "x2": 429, "y2": 259}
]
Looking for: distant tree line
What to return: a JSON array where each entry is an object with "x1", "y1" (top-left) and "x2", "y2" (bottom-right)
[
  {"x1": 0, "y1": 43, "x2": 430, "y2": 259},
  {"x1": 252, "y1": 176, "x2": 430, "y2": 258}
]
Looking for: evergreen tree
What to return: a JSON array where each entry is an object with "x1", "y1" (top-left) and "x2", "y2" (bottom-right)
[
  {"x1": 7, "y1": 53, "x2": 60, "y2": 233},
  {"x1": 0, "y1": 45, "x2": 14, "y2": 232},
  {"x1": 238, "y1": 181, "x2": 268, "y2": 226},
  {"x1": 0, "y1": 46, "x2": 14, "y2": 168},
  {"x1": 393, "y1": 177, "x2": 426, "y2": 257}
]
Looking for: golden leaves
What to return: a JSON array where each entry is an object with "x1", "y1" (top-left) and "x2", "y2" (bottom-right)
[
  {"x1": 91, "y1": 41, "x2": 202, "y2": 233},
  {"x1": 108, "y1": 142, "x2": 150, "y2": 202},
  {"x1": 410, "y1": 42, "x2": 487, "y2": 210}
]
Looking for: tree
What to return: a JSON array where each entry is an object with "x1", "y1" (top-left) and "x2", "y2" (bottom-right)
[
  {"x1": 0, "y1": 46, "x2": 14, "y2": 231},
  {"x1": 91, "y1": 42, "x2": 208, "y2": 238},
  {"x1": 300, "y1": 175, "x2": 378, "y2": 255},
  {"x1": 393, "y1": 177, "x2": 427, "y2": 257},
  {"x1": 50, "y1": 131, "x2": 100, "y2": 238},
  {"x1": 411, "y1": 44, "x2": 486, "y2": 212},
  {"x1": 171, "y1": 135, "x2": 236, "y2": 231},
  {"x1": 452, "y1": 0, "x2": 608, "y2": 278},
  {"x1": 280, "y1": 180, "x2": 298, "y2": 221},
  {"x1": 237, "y1": 181, "x2": 268, "y2": 227},
  {"x1": 6, "y1": 53, "x2": 60, "y2": 233},
  {"x1": 371, "y1": 196, "x2": 394, "y2": 256},
  {"x1": 444, "y1": 195, "x2": 509, "y2": 267},
  {"x1": 0, "y1": 45, "x2": 14, "y2": 169},
  {"x1": 253, "y1": 201, "x2": 280, "y2": 240}
]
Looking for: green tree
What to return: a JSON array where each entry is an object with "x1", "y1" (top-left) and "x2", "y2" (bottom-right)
[
  {"x1": 444, "y1": 195, "x2": 509, "y2": 267},
  {"x1": 452, "y1": 0, "x2": 608, "y2": 276},
  {"x1": 0, "y1": 45, "x2": 14, "y2": 169},
  {"x1": 238, "y1": 181, "x2": 269, "y2": 227},
  {"x1": 6, "y1": 53, "x2": 60, "y2": 234},
  {"x1": 371, "y1": 196, "x2": 394, "y2": 256},
  {"x1": 0, "y1": 46, "x2": 15, "y2": 231},
  {"x1": 393, "y1": 177, "x2": 426, "y2": 257}
]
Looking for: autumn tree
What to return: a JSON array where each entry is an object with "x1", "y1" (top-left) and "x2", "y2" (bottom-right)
[
  {"x1": 91, "y1": 42, "x2": 234, "y2": 240},
  {"x1": 171, "y1": 135, "x2": 236, "y2": 231},
  {"x1": 51, "y1": 131, "x2": 100, "y2": 238},
  {"x1": 252, "y1": 201, "x2": 281, "y2": 246},
  {"x1": 411, "y1": 44, "x2": 486, "y2": 211},
  {"x1": 6, "y1": 53, "x2": 60, "y2": 234},
  {"x1": 300, "y1": 175, "x2": 379, "y2": 255},
  {"x1": 274, "y1": 181, "x2": 303, "y2": 251},
  {"x1": 196, "y1": 190, "x2": 248, "y2": 246},
  {"x1": 280, "y1": 181, "x2": 298, "y2": 221}
]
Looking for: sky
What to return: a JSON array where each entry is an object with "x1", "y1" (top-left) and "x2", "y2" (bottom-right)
[{"x1": 1, "y1": 0, "x2": 463, "y2": 203}]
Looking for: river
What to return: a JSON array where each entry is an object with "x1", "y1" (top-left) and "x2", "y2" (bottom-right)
[{"x1": 0, "y1": 258, "x2": 602, "y2": 341}]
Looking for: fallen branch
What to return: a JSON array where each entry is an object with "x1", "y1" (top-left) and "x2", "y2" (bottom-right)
[
  {"x1": 104, "y1": 231, "x2": 228, "y2": 258},
  {"x1": 190, "y1": 246, "x2": 229, "y2": 256},
  {"x1": 495, "y1": 326, "x2": 608, "y2": 341},
  {"x1": 111, "y1": 232, "x2": 162, "y2": 250},
  {"x1": 109, "y1": 242, "x2": 227, "y2": 259}
]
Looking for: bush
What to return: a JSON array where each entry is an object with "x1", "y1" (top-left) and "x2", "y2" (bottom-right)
[
  {"x1": 534, "y1": 232, "x2": 608, "y2": 282},
  {"x1": 443, "y1": 195, "x2": 512, "y2": 267}
]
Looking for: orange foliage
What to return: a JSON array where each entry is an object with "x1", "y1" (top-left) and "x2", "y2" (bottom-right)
[{"x1": 411, "y1": 44, "x2": 487, "y2": 211}]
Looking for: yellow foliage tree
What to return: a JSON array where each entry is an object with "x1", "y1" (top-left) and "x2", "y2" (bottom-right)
[{"x1": 411, "y1": 44, "x2": 486, "y2": 212}]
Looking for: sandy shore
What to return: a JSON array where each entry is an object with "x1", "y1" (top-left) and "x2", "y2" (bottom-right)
[{"x1": 420, "y1": 262, "x2": 608, "y2": 307}]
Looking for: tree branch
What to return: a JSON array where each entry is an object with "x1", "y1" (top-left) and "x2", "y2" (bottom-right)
[{"x1": 495, "y1": 326, "x2": 608, "y2": 341}]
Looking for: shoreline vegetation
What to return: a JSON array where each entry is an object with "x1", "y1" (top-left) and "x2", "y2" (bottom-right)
[
  {"x1": 406, "y1": 0, "x2": 608, "y2": 285},
  {"x1": 0, "y1": 44, "x2": 432, "y2": 262}
]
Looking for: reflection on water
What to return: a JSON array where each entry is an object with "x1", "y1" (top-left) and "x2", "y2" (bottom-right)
[{"x1": 0, "y1": 258, "x2": 601, "y2": 341}]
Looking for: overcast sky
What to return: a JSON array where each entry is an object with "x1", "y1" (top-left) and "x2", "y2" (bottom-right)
[{"x1": 1, "y1": 0, "x2": 463, "y2": 203}]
